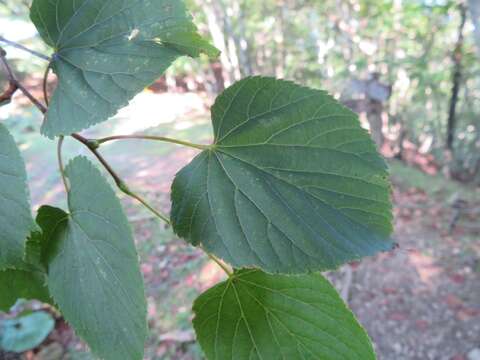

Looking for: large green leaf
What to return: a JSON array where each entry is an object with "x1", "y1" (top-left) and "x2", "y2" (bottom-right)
[
  {"x1": 30, "y1": 0, "x2": 219, "y2": 138},
  {"x1": 43, "y1": 157, "x2": 147, "y2": 360},
  {"x1": 171, "y1": 77, "x2": 394, "y2": 273},
  {"x1": 193, "y1": 269, "x2": 375, "y2": 359},
  {"x1": 0, "y1": 269, "x2": 51, "y2": 311},
  {"x1": 0, "y1": 124, "x2": 36, "y2": 270}
]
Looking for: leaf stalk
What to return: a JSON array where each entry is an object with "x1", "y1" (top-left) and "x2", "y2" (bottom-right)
[
  {"x1": 57, "y1": 136, "x2": 69, "y2": 192},
  {"x1": 206, "y1": 252, "x2": 233, "y2": 277},
  {"x1": 96, "y1": 135, "x2": 209, "y2": 150},
  {"x1": 0, "y1": 36, "x2": 51, "y2": 61}
]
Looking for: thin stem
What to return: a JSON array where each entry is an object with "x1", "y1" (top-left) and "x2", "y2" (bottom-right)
[
  {"x1": 96, "y1": 135, "x2": 210, "y2": 150},
  {"x1": 0, "y1": 47, "x2": 47, "y2": 114},
  {"x1": 71, "y1": 133, "x2": 124, "y2": 188},
  {"x1": 43, "y1": 63, "x2": 52, "y2": 106},
  {"x1": 206, "y1": 252, "x2": 233, "y2": 277},
  {"x1": 71, "y1": 133, "x2": 170, "y2": 224},
  {"x1": 17, "y1": 81, "x2": 47, "y2": 113},
  {"x1": 0, "y1": 36, "x2": 50, "y2": 61},
  {"x1": 123, "y1": 189, "x2": 171, "y2": 224},
  {"x1": 57, "y1": 136, "x2": 69, "y2": 192},
  {"x1": 0, "y1": 47, "x2": 15, "y2": 79}
]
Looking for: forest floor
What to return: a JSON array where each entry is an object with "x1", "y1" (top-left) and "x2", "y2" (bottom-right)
[{"x1": 1, "y1": 91, "x2": 479, "y2": 360}]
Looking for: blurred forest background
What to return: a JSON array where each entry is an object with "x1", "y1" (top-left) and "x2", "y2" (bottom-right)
[{"x1": 1, "y1": 0, "x2": 480, "y2": 359}]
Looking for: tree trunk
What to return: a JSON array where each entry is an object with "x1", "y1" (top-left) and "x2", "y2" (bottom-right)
[
  {"x1": 235, "y1": 1, "x2": 253, "y2": 76},
  {"x1": 275, "y1": 1, "x2": 288, "y2": 78},
  {"x1": 446, "y1": 3, "x2": 467, "y2": 150},
  {"x1": 201, "y1": 0, "x2": 235, "y2": 87},
  {"x1": 469, "y1": 0, "x2": 480, "y2": 57},
  {"x1": 367, "y1": 100, "x2": 384, "y2": 148}
]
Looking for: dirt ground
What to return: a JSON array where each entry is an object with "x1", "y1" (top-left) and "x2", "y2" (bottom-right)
[
  {"x1": 1, "y1": 92, "x2": 479, "y2": 360},
  {"x1": 350, "y1": 186, "x2": 480, "y2": 360}
]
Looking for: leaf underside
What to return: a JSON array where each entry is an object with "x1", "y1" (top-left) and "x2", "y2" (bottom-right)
[
  {"x1": 193, "y1": 269, "x2": 375, "y2": 360},
  {"x1": 171, "y1": 76, "x2": 394, "y2": 273},
  {"x1": 0, "y1": 124, "x2": 36, "y2": 270},
  {"x1": 43, "y1": 157, "x2": 147, "y2": 360},
  {"x1": 30, "y1": 0, "x2": 219, "y2": 137}
]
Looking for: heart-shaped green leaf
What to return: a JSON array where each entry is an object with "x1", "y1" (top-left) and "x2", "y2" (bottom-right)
[
  {"x1": 41, "y1": 157, "x2": 147, "y2": 360},
  {"x1": 30, "y1": 0, "x2": 219, "y2": 138},
  {"x1": 0, "y1": 269, "x2": 51, "y2": 311},
  {"x1": 193, "y1": 269, "x2": 375, "y2": 359},
  {"x1": 0, "y1": 124, "x2": 36, "y2": 270},
  {"x1": 171, "y1": 77, "x2": 393, "y2": 273}
]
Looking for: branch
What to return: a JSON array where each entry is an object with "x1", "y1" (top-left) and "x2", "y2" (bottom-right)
[
  {"x1": 0, "y1": 46, "x2": 48, "y2": 114},
  {"x1": 0, "y1": 81, "x2": 18, "y2": 105},
  {"x1": 0, "y1": 36, "x2": 50, "y2": 61}
]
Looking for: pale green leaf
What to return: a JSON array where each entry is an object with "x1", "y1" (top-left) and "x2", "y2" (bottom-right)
[
  {"x1": 171, "y1": 77, "x2": 393, "y2": 273},
  {"x1": 193, "y1": 269, "x2": 375, "y2": 360},
  {"x1": 1, "y1": 312, "x2": 55, "y2": 352},
  {"x1": 0, "y1": 269, "x2": 51, "y2": 311},
  {"x1": 30, "y1": 0, "x2": 219, "y2": 138},
  {"x1": 44, "y1": 157, "x2": 147, "y2": 360},
  {"x1": 0, "y1": 124, "x2": 36, "y2": 270}
]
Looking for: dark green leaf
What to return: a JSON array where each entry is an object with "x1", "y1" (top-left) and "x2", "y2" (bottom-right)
[
  {"x1": 34, "y1": 205, "x2": 70, "y2": 269},
  {"x1": 22, "y1": 206, "x2": 69, "y2": 273},
  {"x1": 45, "y1": 157, "x2": 146, "y2": 360},
  {"x1": 193, "y1": 269, "x2": 375, "y2": 360},
  {"x1": 171, "y1": 77, "x2": 393, "y2": 273},
  {"x1": 0, "y1": 124, "x2": 36, "y2": 270},
  {"x1": 30, "y1": 0, "x2": 219, "y2": 138},
  {"x1": 0, "y1": 269, "x2": 51, "y2": 311},
  {"x1": 24, "y1": 231, "x2": 45, "y2": 272},
  {"x1": 0, "y1": 311, "x2": 55, "y2": 352}
]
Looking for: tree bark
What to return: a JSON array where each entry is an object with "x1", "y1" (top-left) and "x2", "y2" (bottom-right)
[
  {"x1": 201, "y1": 0, "x2": 235, "y2": 86},
  {"x1": 469, "y1": 0, "x2": 480, "y2": 57},
  {"x1": 446, "y1": 3, "x2": 467, "y2": 150}
]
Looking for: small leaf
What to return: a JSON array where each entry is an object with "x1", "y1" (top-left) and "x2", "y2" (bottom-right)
[
  {"x1": 24, "y1": 232, "x2": 44, "y2": 271},
  {"x1": 0, "y1": 124, "x2": 36, "y2": 270},
  {"x1": 30, "y1": 0, "x2": 219, "y2": 138},
  {"x1": 0, "y1": 269, "x2": 51, "y2": 311},
  {"x1": 0, "y1": 311, "x2": 55, "y2": 352},
  {"x1": 34, "y1": 205, "x2": 69, "y2": 268},
  {"x1": 44, "y1": 157, "x2": 146, "y2": 360},
  {"x1": 171, "y1": 77, "x2": 393, "y2": 273},
  {"x1": 193, "y1": 269, "x2": 375, "y2": 360}
]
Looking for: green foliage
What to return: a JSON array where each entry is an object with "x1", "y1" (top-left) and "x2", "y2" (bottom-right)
[
  {"x1": 172, "y1": 77, "x2": 393, "y2": 273},
  {"x1": 0, "y1": 269, "x2": 51, "y2": 311},
  {"x1": 30, "y1": 0, "x2": 219, "y2": 138},
  {"x1": 0, "y1": 124, "x2": 36, "y2": 270},
  {"x1": 0, "y1": 1, "x2": 397, "y2": 359},
  {"x1": 193, "y1": 269, "x2": 375, "y2": 359},
  {"x1": 39, "y1": 157, "x2": 147, "y2": 360},
  {"x1": 0, "y1": 311, "x2": 55, "y2": 353}
]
